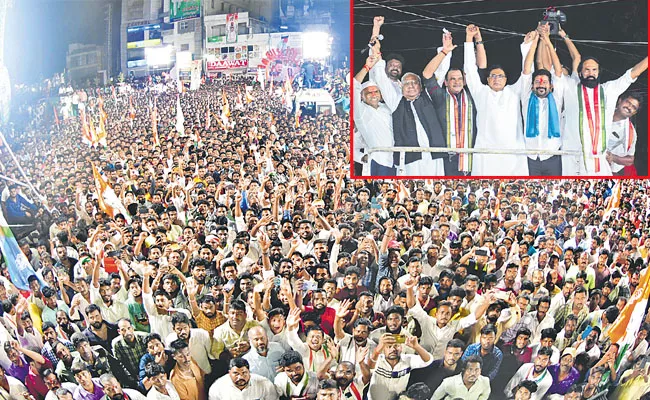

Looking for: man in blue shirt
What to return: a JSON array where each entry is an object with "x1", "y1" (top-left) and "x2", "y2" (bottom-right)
[
  {"x1": 4, "y1": 185, "x2": 38, "y2": 224},
  {"x1": 462, "y1": 323, "x2": 503, "y2": 380}
]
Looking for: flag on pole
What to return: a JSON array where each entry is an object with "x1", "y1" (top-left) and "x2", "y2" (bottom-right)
[
  {"x1": 608, "y1": 266, "x2": 650, "y2": 358},
  {"x1": 222, "y1": 91, "x2": 230, "y2": 117},
  {"x1": 96, "y1": 112, "x2": 107, "y2": 146},
  {"x1": 0, "y1": 211, "x2": 45, "y2": 291},
  {"x1": 88, "y1": 117, "x2": 98, "y2": 146},
  {"x1": 176, "y1": 95, "x2": 185, "y2": 135},
  {"x1": 111, "y1": 86, "x2": 118, "y2": 102},
  {"x1": 605, "y1": 181, "x2": 622, "y2": 215},
  {"x1": 53, "y1": 106, "x2": 60, "y2": 126},
  {"x1": 294, "y1": 108, "x2": 301, "y2": 128}
]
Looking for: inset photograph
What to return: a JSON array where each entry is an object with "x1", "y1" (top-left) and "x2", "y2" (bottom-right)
[{"x1": 352, "y1": 0, "x2": 648, "y2": 177}]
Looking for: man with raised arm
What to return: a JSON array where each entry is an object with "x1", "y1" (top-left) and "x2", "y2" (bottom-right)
[
  {"x1": 464, "y1": 25, "x2": 537, "y2": 176},
  {"x1": 370, "y1": 37, "x2": 447, "y2": 176},
  {"x1": 354, "y1": 29, "x2": 395, "y2": 176},
  {"x1": 520, "y1": 24, "x2": 566, "y2": 176},
  {"x1": 371, "y1": 16, "x2": 404, "y2": 98},
  {"x1": 562, "y1": 42, "x2": 647, "y2": 175},
  {"x1": 421, "y1": 31, "x2": 478, "y2": 176}
]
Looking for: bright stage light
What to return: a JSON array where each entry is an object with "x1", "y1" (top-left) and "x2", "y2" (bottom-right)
[
  {"x1": 302, "y1": 32, "x2": 330, "y2": 60},
  {"x1": 145, "y1": 46, "x2": 173, "y2": 67}
]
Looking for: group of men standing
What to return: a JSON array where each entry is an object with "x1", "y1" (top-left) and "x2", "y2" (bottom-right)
[{"x1": 353, "y1": 16, "x2": 647, "y2": 177}]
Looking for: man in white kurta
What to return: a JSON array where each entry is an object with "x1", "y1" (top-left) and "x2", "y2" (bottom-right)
[
  {"x1": 606, "y1": 92, "x2": 643, "y2": 175},
  {"x1": 464, "y1": 28, "x2": 534, "y2": 176},
  {"x1": 563, "y1": 56, "x2": 647, "y2": 175}
]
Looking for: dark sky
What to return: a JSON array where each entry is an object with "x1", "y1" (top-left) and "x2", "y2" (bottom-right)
[
  {"x1": 353, "y1": 0, "x2": 648, "y2": 173},
  {"x1": 5, "y1": 0, "x2": 108, "y2": 84}
]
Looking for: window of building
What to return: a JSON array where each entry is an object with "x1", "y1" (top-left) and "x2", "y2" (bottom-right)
[{"x1": 181, "y1": 44, "x2": 190, "y2": 51}]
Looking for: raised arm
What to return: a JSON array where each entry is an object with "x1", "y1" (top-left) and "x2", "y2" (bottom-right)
[
  {"x1": 463, "y1": 25, "x2": 487, "y2": 96},
  {"x1": 539, "y1": 25, "x2": 562, "y2": 77},
  {"x1": 474, "y1": 26, "x2": 487, "y2": 69},
  {"x1": 423, "y1": 32, "x2": 457, "y2": 80},
  {"x1": 522, "y1": 31, "x2": 539, "y2": 75},
  {"x1": 630, "y1": 56, "x2": 648, "y2": 80},
  {"x1": 558, "y1": 27, "x2": 581, "y2": 74}
]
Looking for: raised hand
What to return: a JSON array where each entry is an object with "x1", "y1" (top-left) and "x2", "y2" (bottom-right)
[
  {"x1": 286, "y1": 307, "x2": 302, "y2": 331},
  {"x1": 524, "y1": 30, "x2": 539, "y2": 44},
  {"x1": 336, "y1": 299, "x2": 353, "y2": 319},
  {"x1": 442, "y1": 32, "x2": 457, "y2": 53},
  {"x1": 185, "y1": 279, "x2": 198, "y2": 298},
  {"x1": 373, "y1": 16, "x2": 385, "y2": 28},
  {"x1": 466, "y1": 24, "x2": 479, "y2": 41},
  {"x1": 405, "y1": 335, "x2": 418, "y2": 349},
  {"x1": 402, "y1": 276, "x2": 418, "y2": 290},
  {"x1": 356, "y1": 345, "x2": 369, "y2": 363}
]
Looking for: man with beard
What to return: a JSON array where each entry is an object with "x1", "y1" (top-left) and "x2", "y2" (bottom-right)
[
  {"x1": 373, "y1": 277, "x2": 394, "y2": 315},
  {"x1": 555, "y1": 314, "x2": 578, "y2": 352},
  {"x1": 301, "y1": 289, "x2": 336, "y2": 338},
  {"x1": 53, "y1": 341, "x2": 78, "y2": 383},
  {"x1": 546, "y1": 348, "x2": 579, "y2": 398},
  {"x1": 295, "y1": 220, "x2": 318, "y2": 256},
  {"x1": 334, "y1": 361, "x2": 370, "y2": 400},
  {"x1": 519, "y1": 26, "x2": 565, "y2": 176},
  {"x1": 548, "y1": 278, "x2": 575, "y2": 317},
  {"x1": 575, "y1": 325, "x2": 601, "y2": 360},
  {"x1": 367, "y1": 333, "x2": 432, "y2": 400},
  {"x1": 99, "y1": 373, "x2": 146, "y2": 400},
  {"x1": 82, "y1": 305, "x2": 119, "y2": 352},
  {"x1": 501, "y1": 296, "x2": 553, "y2": 345},
  {"x1": 337, "y1": 224, "x2": 358, "y2": 255},
  {"x1": 494, "y1": 328, "x2": 532, "y2": 395},
  {"x1": 496, "y1": 263, "x2": 520, "y2": 294},
  {"x1": 70, "y1": 333, "x2": 135, "y2": 390},
  {"x1": 463, "y1": 275, "x2": 484, "y2": 314},
  {"x1": 333, "y1": 267, "x2": 369, "y2": 306},
  {"x1": 169, "y1": 340, "x2": 206, "y2": 400},
  {"x1": 438, "y1": 241, "x2": 463, "y2": 270},
  {"x1": 210, "y1": 357, "x2": 277, "y2": 400},
  {"x1": 111, "y1": 319, "x2": 148, "y2": 381},
  {"x1": 143, "y1": 362, "x2": 180, "y2": 400},
  {"x1": 187, "y1": 258, "x2": 209, "y2": 297},
  {"x1": 41, "y1": 322, "x2": 75, "y2": 366},
  {"x1": 55, "y1": 310, "x2": 81, "y2": 342},
  {"x1": 607, "y1": 92, "x2": 644, "y2": 175},
  {"x1": 354, "y1": 250, "x2": 377, "y2": 291},
  {"x1": 561, "y1": 38, "x2": 647, "y2": 175},
  {"x1": 274, "y1": 350, "x2": 320, "y2": 400},
  {"x1": 370, "y1": 18, "x2": 404, "y2": 98},
  {"x1": 504, "y1": 347, "x2": 553, "y2": 400},
  {"x1": 165, "y1": 313, "x2": 212, "y2": 375},
  {"x1": 553, "y1": 286, "x2": 588, "y2": 333},
  {"x1": 142, "y1": 265, "x2": 192, "y2": 340},
  {"x1": 221, "y1": 238, "x2": 255, "y2": 275},
  {"x1": 462, "y1": 324, "x2": 503, "y2": 380},
  {"x1": 242, "y1": 326, "x2": 284, "y2": 381},
  {"x1": 185, "y1": 281, "x2": 226, "y2": 337},
  {"x1": 369, "y1": 305, "x2": 412, "y2": 346},
  {"x1": 344, "y1": 292, "x2": 384, "y2": 332},
  {"x1": 432, "y1": 269, "x2": 454, "y2": 306},
  {"x1": 89, "y1": 259, "x2": 129, "y2": 324},
  {"x1": 408, "y1": 338, "x2": 465, "y2": 394},
  {"x1": 431, "y1": 355, "x2": 490, "y2": 399},
  {"x1": 333, "y1": 299, "x2": 376, "y2": 365}
]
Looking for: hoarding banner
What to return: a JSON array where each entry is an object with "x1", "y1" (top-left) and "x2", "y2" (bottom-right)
[
  {"x1": 170, "y1": 0, "x2": 201, "y2": 22},
  {"x1": 226, "y1": 13, "x2": 238, "y2": 43},
  {"x1": 206, "y1": 59, "x2": 248, "y2": 71},
  {"x1": 207, "y1": 36, "x2": 225, "y2": 43}
]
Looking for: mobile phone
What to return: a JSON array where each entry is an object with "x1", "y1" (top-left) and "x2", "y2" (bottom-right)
[
  {"x1": 393, "y1": 334, "x2": 406, "y2": 344},
  {"x1": 274, "y1": 277, "x2": 282, "y2": 289},
  {"x1": 224, "y1": 279, "x2": 236, "y2": 292},
  {"x1": 581, "y1": 325, "x2": 593, "y2": 340},
  {"x1": 302, "y1": 281, "x2": 317, "y2": 292}
]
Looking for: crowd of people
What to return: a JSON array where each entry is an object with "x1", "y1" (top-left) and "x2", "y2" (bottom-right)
[
  {"x1": 0, "y1": 65, "x2": 649, "y2": 400},
  {"x1": 353, "y1": 17, "x2": 648, "y2": 177}
]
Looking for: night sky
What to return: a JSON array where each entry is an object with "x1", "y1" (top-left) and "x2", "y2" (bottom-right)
[{"x1": 353, "y1": 0, "x2": 648, "y2": 174}]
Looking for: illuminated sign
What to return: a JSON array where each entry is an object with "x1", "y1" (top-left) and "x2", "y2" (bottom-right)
[
  {"x1": 127, "y1": 39, "x2": 162, "y2": 49},
  {"x1": 206, "y1": 59, "x2": 249, "y2": 70}
]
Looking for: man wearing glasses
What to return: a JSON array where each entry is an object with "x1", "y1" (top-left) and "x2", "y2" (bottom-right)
[{"x1": 463, "y1": 25, "x2": 537, "y2": 176}]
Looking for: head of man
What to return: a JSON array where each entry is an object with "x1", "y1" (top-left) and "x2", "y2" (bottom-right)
[
  {"x1": 334, "y1": 362, "x2": 356, "y2": 389},
  {"x1": 170, "y1": 339, "x2": 192, "y2": 370},
  {"x1": 445, "y1": 68, "x2": 465, "y2": 95},
  {"x1": 385, "y1": 54, "x2": 404, "y2": 81},
  {"x1": 533, "y1": 347, "x2": 552, "y2": 374},
  {"x1": 305, "y1": 325, "x2": 325, "y2": 352},
  {"x1": 311, "y1": 289, "x2": 328, "y2": 311},
  {"x1": 351, "y1": 318, "x2": 371, "y2": 346},
  {"x1": 435, "y1": 301, "x2": 453, "y2": 328},
  {"x1": 479, "y1": 324, "x2": 497, "y2": 352},
  {"x1": 531, "y1": 69, "x2": 553, "y2": 98},
  {"x1": 99, "y1": 374, "x2": 126, "y2": 400},
  {"x1": 316, "y1": 379, "x2": 340, "y2": 400},
  {"x1": 144, "y1": 362, "x2": 168, "y2": 392},
  {"x1": 228, "y1": 300, "x2": 248, "y2": 331},
  {"x1": 615, "y1": 91, "x2": 643, "y2": 119},
  {"x1": 578, "y1": 57, "x2": 601, "y2": 88},
  {"x1": 43, "y1": 369, "x2": 62, "y2": 392},
  {"x1": 279, "y1": 351, "x2": 305, "y2": 385},
  {"x1": 515, "y1": 328, "x2": 532, "y2": 350},
  {"x1": 539, "y1": 328, "x2": 557, "y2": 349},
  {"x1": 401, "y1": 73, "x2": 422, "y2": 101},
  {"x1": 361, "y1": 82, "x2": 382, "y2": 108},
  {"x1": 514, "y1": 380, "x2": 538, "y2": 400},
  {"x1": 54, "y1": 341, "x2": 73, "y2": 365},
  {"x1": 247, "y1": 326, "x2": 269, "y2": 356},
  {"x1": 461, "y1": 356, "x2": 483, "y2": 387},
  {"x1": 487, "y1": 65, "x2": 507, "y2": 92},
  {"x1": 171, "y1": 312, "x2": 192, "y2": 341},
  {"x1": 385, "y1": 306, "x2": 405, "y2": 333},
  {"x1": 71, "y1": 362, "x2": 94, "y2": 391},
  {"x1": 443, "y1": 339, "x2": 465, "y2": 369}
]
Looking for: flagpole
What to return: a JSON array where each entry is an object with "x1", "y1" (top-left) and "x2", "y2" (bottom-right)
[{"x1": 0, "y1": 130, "x2": 47, "y2": 204}]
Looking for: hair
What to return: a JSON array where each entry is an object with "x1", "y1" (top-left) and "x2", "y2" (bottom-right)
[
  {"x1": 71, "y1": 361, "x2": 91, "y2": 375},
  {"x1": 577, "y1": 56, "x2": 600, "y2": 75},
  {"x1": 230, "y1": 299, "x2": 247, "y2": 312},
  {"x1": 618, "y1": 91, "x2": 644, "y2": 110},
  {"x1": 144, "y1": 333, "x2": 163, "y2": 347},
  {"x1": 71, "y1": 332, "x2": 89, "y2": 348},
  {"x1": 169, "y1": 339, "x2": 189, "y2": 354},
  {"x1": 446, "y1": 338, "x2": 466, "y2": 352},
  {"x1": 516, "y1": 327, "x2": 532, "y2": 338},
  {"x1": 604, "y1": 306, "x2": 620, "y2": 323},
  {"x1": 402, "y1": 382, "x2": 432, "y2": 400},
  {"x1": 171, "y1": 312, "x2": 191, "y2": 327},
  {"x1": 480, "y1": 324, "x2": 497, "y2": 336},
  {"x1": 279, "y1": 350, "x2": 303, "y2": 368},
  {"x1": 385, "y1": 53, "x2": 405, "y2": 68},
  {"x1": 463, "y1": 355, "x2": 483, "y2": 370},
  {"x1": 540, "y1": 328, "x2": 557, "y2": 341},
  {"x1": 532, "y1": 68, "x2": 553, "y2": 83},
  {"x1": 85, "y1": 304, "x2": 102, "y2": 316},
  {"x1": 538, "y1": 346, "x2": 553, "y2": 357},
  {"x1": 144, "y1": 362, "x2": 165, "y2": 378},
  {"x1": 515, "y1": 380, "x2": 539, "y2": 394},
  {"x1": 229, "y1": 357, "x2": 250, "y2": 370}
]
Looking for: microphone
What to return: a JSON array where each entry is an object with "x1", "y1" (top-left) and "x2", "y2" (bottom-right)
[{"x1": 360, "y1": 34, "x2": 384, "y2": 55}]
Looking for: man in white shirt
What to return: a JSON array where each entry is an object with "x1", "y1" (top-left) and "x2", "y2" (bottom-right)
[
  {"x1": 100, "y1": 373, "x2": 147, "y2": 400},
  {"x1": 431, "y1": 355, "x2": 491, "y2": 400},
  {"x1": 142, "y1": 266, "x2": 191, "y2": 340},
  {"x1": 274, "y1": 350, "x2": 320, "y2": 399},
  {"x1": 563, "y1": 50, "x2": 647, "y2": 175},
  {"x1": 0, "y1": 364, "x2": 29, "y2": 399},
  {"x1": 242, "y1": 326, "x2": 284, "y2": 381},
  {"x1": 165, "y1": 313, "x2": 212, "y2": 375},
  {"x1": 504, "y1": 347, "x2": 554, "y2": 400},
  {"x1": 210, "y1": 358, "x2": 278, "y2": 400},
  {"x1": 463, "y1": 25, "x2": 536, "y2": 176},
  {"x1": 520, "y1": 26, "x2": 566, "y2": 176},
  {"x1": 144, "y1": 363, "x2": 180, "y2": 400},
  {"x1": 607, "y1": 92, "x2": 643, "y2": 175}
]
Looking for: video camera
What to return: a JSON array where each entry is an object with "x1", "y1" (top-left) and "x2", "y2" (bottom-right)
[{"x1": 540, "y1": 7, "x2": 567, "y2": 36}]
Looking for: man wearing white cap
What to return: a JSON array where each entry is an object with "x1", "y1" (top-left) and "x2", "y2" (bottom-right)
[{"x1": 355, "y1": 54, "x2": 395, "y2": 176}]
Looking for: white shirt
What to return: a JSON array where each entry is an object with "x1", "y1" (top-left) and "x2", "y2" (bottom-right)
[
  {"x1": 563, "y1": 69, "x2": 637, "y2": 175},
  {"x1": 505, "y1": 363, "x2": 553, "y2": 400},
  {"x1": 432, "y1": 373, "x2": 491, "y2": 400},
  {"x1": 353, "y1": 78, "x2": 394, "y2": 167},
  {"x1": 0, "y1": 375, "x2": 28, "y2": 400},
  {"x1": 285, "y1": 328, "x2": 332, "y2": 372},
  {"x1": 520, "y1": 72, "x2": 565, "y2": 161},
  {"x1": 210, "y1": 373, "x2": 278, "y2": 400},
  {"x1": 335, "y1": 333, "x2": 377, "y2": 366},
  {"x1": 408, "y1": 300, "x2": 477, "y2": 358},
  {"x1": 367, "y1": 353, "x2": 433, "y2": 400},
  {"x1": 90, "y1": 285, "x2": 129, "y2": 323},
  {"x1": 464, "y1": 41, "x2": 529, "y2": 176},
  {"x1": 44, "y1": 383, "x2": 78, "y2": 400},
  {"x1": 143, "y1": 292, "x2": 191, "y2": 340},
  {"x1": 607, "y1": 118, "x2": 636, "y2": 172},
  {"x1": 242, "y1": 342, "x2": 284, "y2": 381},
  {"x1": 165, "y1": 328, "x2": 213, "y2": 374},
  {"x1": 147, "y1": 382, "x2": 180, "y2": 400},
  {"x1": 275, "y1": 371, "x2": 319, "y2": 399}
]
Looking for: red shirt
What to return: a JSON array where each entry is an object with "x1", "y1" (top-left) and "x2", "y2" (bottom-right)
[
  {"x1": 26, "y1": 359, "x2": 54, "y2": 400},
  {"x1": 303, "y1": 306, "x2": 336, "y2": 337}
]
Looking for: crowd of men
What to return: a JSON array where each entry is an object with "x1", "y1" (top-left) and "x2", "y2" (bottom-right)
[
  {"x1": 353, "y1": 17, "x2": 648, "y2": 177},
  {"x1": 0, "y1": 68, "x2": 649, "y2": 400}
]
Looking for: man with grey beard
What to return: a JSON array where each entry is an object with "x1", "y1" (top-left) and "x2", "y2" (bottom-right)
[{"x1": 242, "y1": 326, "x2": 284, "y2": 381}]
